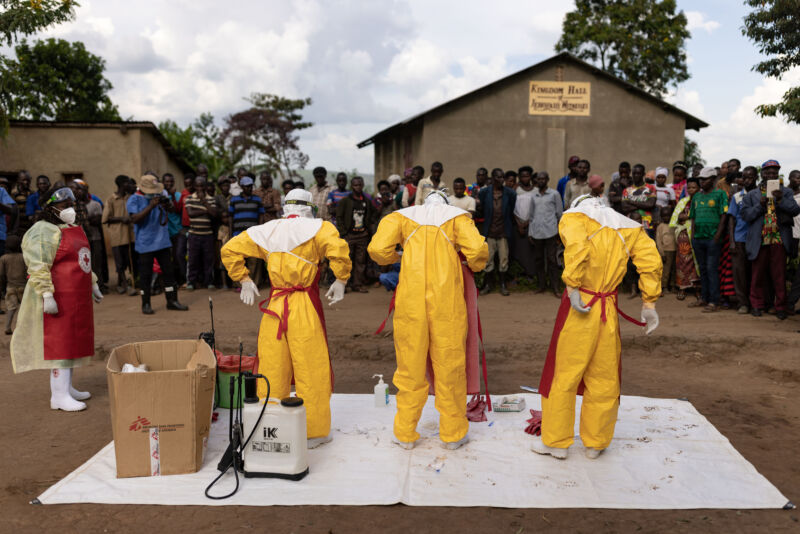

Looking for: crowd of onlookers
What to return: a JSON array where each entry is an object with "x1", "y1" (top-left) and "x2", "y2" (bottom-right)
[{"x1": 0, "y1": 154, "x2": 798, "y2": 321}]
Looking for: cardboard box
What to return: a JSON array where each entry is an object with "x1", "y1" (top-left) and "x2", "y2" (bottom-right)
[{"x1": 107, "y1": 340, "x2": 216, "y2": 478}]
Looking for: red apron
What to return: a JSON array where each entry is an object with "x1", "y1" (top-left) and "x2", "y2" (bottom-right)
[
  {"x1": 257, "y1": 268, "x2": 334, "y2": 387},
  {"x1": 537, "y1": 288, "x2": 644, "y2": 398},
  {"x1": 43, "y1": 226, "x2": 95, "y2": 360}
]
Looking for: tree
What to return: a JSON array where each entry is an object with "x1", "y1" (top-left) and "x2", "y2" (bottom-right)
[
  {"x1": 683, "y1": 135, "x2": 704, "y2": 167},
  {"x1": 555, "y1": 0, "x2": 690, "y2": 97},
  {"x1": 159, "y1": 113, "x2": 241, "y2": 178},
  {"x1": 220, "y1": 93, "x2": 313, "y2": 181},
  {"x1": 742, "y1": 0, "x2": 800, "y2": 125},
  {"x1": 4, "y1": 38, "x2": 120, "y2": 121},
  {"x1": 0, "y1": 0, "x2": 77, "y2": 45},
  {"x1": 0, "y1": 0, "x2": 78, "y2": 135}
]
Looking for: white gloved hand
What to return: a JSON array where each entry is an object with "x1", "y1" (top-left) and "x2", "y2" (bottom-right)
[
  {"x1": 325, "y1": 279, "x2": 346, "y2": 306},
  {"x1": 568, "y1": 288, "x2": 591, "y2": 313},
  {"x1": 92, "y1": 283, "x2": 104, "y2": 303},
  {"x1": 42, "y1": 292, "x2": 58, "y2": 315},
  {"x1": 641, "y1": 306, "x2": 659, "y2": 335},
  {"x1": 240, "y1": 279, "x2": 261, "y2": 306}
]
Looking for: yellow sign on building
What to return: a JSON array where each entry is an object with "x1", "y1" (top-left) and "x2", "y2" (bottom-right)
[{"x1": 528, "y1": 81, "x2": 591, "y2": 116}]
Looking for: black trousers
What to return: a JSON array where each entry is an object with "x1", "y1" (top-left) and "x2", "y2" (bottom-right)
[
  {"x1": 112, "y1": 244, "x2": 138, "y2": 284},
  {"x1": 138, "y1": 247, "x2": 177, "y2": 296},
  {"x1": 531, "y1": 235, "x2": 562, "y2": 292}
]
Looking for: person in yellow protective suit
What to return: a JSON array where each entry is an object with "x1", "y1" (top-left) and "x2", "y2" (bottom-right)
[
  {"x1": 368, "y1": 190, "x2": 488, "y2": 450},
  {"x1": 220, "y1": 189, "x2": 351, "y2": 449},
  {"x1": 532, "y1": 196, "x2": 661, "y2": 460}
]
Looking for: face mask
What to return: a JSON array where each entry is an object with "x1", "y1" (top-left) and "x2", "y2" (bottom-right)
[{"x1": 56, "y1": 207, "x2": 76, "y2": 225}]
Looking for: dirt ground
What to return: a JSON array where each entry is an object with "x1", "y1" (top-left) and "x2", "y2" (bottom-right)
[{"x1": 1, "y1": 286, "x2": 799, "y2": 533}]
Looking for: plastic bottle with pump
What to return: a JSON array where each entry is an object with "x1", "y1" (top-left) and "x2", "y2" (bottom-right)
[{"x1": 373, "y1": 374, "x2": 389, "y2": 407}]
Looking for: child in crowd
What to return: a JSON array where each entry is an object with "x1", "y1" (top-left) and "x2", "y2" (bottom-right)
[
  {"x1": 626, "y1": 211, "x2": 643, "y2": 297},
  {"x1": 0, "y1": 235, "x2": 28, "y2": 335},
  {"x1": 656, "y1": 205, "x2": 677, "y2": 293}
]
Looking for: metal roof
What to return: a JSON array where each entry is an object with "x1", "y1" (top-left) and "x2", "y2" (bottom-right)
[{"x1": 357, "y1": 52, "x2": 708, "y2": 148}]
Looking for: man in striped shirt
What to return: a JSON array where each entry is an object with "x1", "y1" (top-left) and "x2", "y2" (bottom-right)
[
  {"x1": 228, "y1": 177, "x2": 266, "y2": 286},
  {"x1": 228, "y1": 177, "x2": 265, "y2": 236},
  {"x1": 185, "y1": 176, "x2": 220, "y2": 290}
]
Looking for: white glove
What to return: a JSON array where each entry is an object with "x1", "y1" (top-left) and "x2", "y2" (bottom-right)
[
  {"x1": 92, "y1": 283, "x2": 104, "y2": 303},
  {"x1": 240, "y1": 279, "x2": 261, "y2": 306},
  {"x1": 325, "y1": 279, "x2": 346, "y2": 306},
  {"x1": 42, "y1": 292, "x2": 58, "y2": 315},
  {"x1": 641, "y1": 306, "x2": 659, "y2": 335},
  {"x1": 568, "y1": 288, "x2": 591, "y2": 313}
]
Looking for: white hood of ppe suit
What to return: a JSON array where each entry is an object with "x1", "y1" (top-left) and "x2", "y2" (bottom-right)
[
  {"x1": 565, "y1": 195, "x2": 641, "y2": 230},
  {"x1": 397, "y1": 192, "x2": 467, "y2": 227},
  {"x1": 246, "y1": 189, "x2": 321, "y2": 253}
]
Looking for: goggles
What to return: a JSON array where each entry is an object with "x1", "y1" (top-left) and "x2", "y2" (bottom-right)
[
  {"x1": 46, "y1": 187, "x2": 75, "y2": 205},
  {"x1": 284, "y1": 198, "x2": 318, "y2": 216}
]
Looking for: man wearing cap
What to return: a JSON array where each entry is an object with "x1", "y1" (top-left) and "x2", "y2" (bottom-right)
[
  {"x1": 688, "y1": 167, "x2": 729, "y2": 312},
  {"x1": 740, "y1": 160, "x2": 800, "y2": 320},
  {"x1": 557, "y1": 156, "x2": 580, "y2": 207},
  {"x1": 127, "y1": 175, "x2": 189, "y2": 314}
]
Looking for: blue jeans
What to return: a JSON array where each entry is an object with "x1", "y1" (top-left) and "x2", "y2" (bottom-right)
[{"x1": 692, "y1": 238, "x2": 721, "y2": 305}]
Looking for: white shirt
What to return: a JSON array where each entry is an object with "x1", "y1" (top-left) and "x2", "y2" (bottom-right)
[
  {"x1": 655, "y1": 185, "x2": 676, "y2": 207},
  {"x1": 447, "y1": 195, "x2": 476, "y2": 217},
  {"x1": 793, "y1": 192, "x2": 800, "y2": 239},
  {"x1": 514, "y1": 187, "x2": 535, "y2": 221}
]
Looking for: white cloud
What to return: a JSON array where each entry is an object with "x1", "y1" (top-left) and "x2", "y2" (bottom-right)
[
  {"x1": 667, "y1": 89, "x2": 705, "y2": 118},
  {"x1": 696, "y1": 67, "x2": 800, "y2": 170},
  {"x1": 686, "y1": 11, "x2": 720, "y2": 34},
  {"x1": 17, "y1": 0, "x2": 794, "y2": 175}
]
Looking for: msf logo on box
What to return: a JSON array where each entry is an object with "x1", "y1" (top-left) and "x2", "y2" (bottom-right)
[{"x1": 264, "y1": 427, "x2": 278, "y2": 439}]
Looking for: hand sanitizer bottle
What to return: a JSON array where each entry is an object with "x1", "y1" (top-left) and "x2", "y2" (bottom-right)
[{"x1": 373, "y1": 374, "x2": 388, "y2": 407}]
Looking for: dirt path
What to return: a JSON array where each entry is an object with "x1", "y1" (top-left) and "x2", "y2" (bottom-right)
[{"x1": 1, "y1": 288, "x2": 798, "y2": 533}]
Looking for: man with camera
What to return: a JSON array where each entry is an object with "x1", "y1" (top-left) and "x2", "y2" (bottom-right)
[{"x1": 127, "y1": 174, "x2": 189, "y2": 315}]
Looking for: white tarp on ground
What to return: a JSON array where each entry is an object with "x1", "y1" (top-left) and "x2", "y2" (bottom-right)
[{"x1": 38, "y1": 393, "x2": 789, "y2": 509}]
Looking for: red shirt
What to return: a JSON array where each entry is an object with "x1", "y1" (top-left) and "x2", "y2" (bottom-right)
[{"x1": 180, "y1": 188, "x2": 191, "y2": 227}]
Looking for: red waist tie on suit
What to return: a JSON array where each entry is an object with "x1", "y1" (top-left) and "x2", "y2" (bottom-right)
[{"x1": 538, "y1": 288, "x2": 645, "y2": 398}]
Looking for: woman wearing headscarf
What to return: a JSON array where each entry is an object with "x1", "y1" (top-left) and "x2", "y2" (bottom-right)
[{"x1": 669, "y1": 177, "x2": 701, "y2": 301}]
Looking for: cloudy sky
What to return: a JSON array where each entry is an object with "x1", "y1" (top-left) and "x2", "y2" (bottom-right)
[{"x1": 31, "y1": 0, "x2": 800, "y2": 175}]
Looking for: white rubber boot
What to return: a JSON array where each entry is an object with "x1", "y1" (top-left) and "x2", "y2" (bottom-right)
[
  {"x1": 441, "y1": 434, "x2": 469, "y2": 450},
  {"x1": 392, "y1": 436, "x2": 416, "y2": 450},
  {"x1": 585, "y1": 447, "x2": 604, "y2": 459},
  {"x1": 530, "y1": 435, "x2": 568, "y2": 459},
  {"x1": 307, "y1": 435, "x2": 332, "y2": 449},
  {"x1": 67, "y1": 368, "x2": 91, "y2": 401},
  {"x1": 50, "y1": 369, "x2": 87, "y2": 411}
]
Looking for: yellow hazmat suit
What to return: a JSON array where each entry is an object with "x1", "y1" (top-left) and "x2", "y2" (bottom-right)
[
  {"x1": 220, "y1": 217, "x2": 351, "y2": 439},
  {"x1": 368, "y1": 202, "x2": 488, "y2": 444},
  {"x1": 540, "y1": 200, "x2": 661, "y2": 450}
]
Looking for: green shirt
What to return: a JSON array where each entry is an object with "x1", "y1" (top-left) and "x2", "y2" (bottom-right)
[{"x1": 689, "y1": 189, "x2": 728, "y2": 240}]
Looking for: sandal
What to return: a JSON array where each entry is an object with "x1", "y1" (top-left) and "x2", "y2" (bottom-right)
[
  {"x1": 676, "y1": 290, "x2": 686, "y2": 301},
  {"x1": 702, "y1": 304, "x2": 719, "y2": 313}
]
